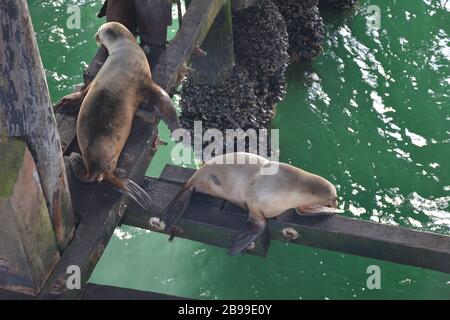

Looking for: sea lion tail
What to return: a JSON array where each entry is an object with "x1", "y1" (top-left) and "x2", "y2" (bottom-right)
[
  {"x1": 102, "y1": 174, "x2": 152, "y2": 210},
  {"x1": 229, "y1": 217, "x2": 267, "y2": 256},
  {"x1": 160, "y1": 185, "x2": 194, "y2": 231}
]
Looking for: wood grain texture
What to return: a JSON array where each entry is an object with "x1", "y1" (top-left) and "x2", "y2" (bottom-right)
[
  {"x1": 0, "y1": 137, "x2": 60, "y2": 296},
  {"x1": 38, "y1": 118, "x2": 159, "y2": 300},
  {"x1": 190, "y1": 0, "x2": 235, "y2": 84},
  {"x1": 153, "y1": 0, "x2": 227, "y2": 92},
  {"x1": 0, "y1": 0, "x2": 75, "y2": 251}
]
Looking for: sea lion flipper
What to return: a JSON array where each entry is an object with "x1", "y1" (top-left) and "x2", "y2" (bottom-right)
[
  {"x1": 154, "y1": 91, "x2": 180, "y2": 133},
  {"x1": 68, "y1": 153, "x2": 89, "y2": 182},
  {"x1": 159, "y1": 185, "x2": 194, "y2": 231},
  {"x1": 228, "y1": 217, "x2": 266, "y2": 256},
  {"x1": 141, "y1": 84, "x2": 180, "y2": 134},
  {"x1": 102, "y1": 174, "x2": 153, "y2": 210},
  {"x1": 53, "y1": 83, "x2": 91, "y2": 114}
]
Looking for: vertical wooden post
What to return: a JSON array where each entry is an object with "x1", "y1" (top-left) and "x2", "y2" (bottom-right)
[
  {"x1": 190, "y1": 0, "x2": 234, "y2": 84},
  {"x1": 135, "y1": 0, "x2": 173, "y2": 69},
  {"x1": 0, "y1": 0, "x2": 75, "y2": 251},
  {"x1": 0, "y1": 137, "x2": 60, "y2": 296}
]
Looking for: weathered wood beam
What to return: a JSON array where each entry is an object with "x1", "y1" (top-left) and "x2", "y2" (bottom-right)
[
  {"x1": 81, "y1": 283, "x2": 188, "y2": 300},
  {"x1": 191, "y1": 0, "x2": 234, "y2": 84},
  {"x1": 0, "y1": 0, "x2": 75, "y2": 251},
  {"x1": 0, "y1": 137, "x2": 60, "y2": 296},
  {"x1": 153, "y1": 0, "x2": 227, "y2": 92},
  {"x1": 37, "y1": 119, "x2": 159, "y2": 300},
  {"x1": 40, "y1": 0, "x2": 230, "y2": 299},
  {"x1": 125, "y1": 165, "x2": 450, "y2": 274},
  {"x1": 123, "y1": 176, "x2": 271, "y2": 256}
]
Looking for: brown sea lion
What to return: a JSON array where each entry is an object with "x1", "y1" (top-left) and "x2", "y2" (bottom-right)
[
  {"x1": 68, "y1": 22, "x2": 179, "y2": 209},
  {"x1": 155, "y1": 152, "x2": 343, "y2": 255}
]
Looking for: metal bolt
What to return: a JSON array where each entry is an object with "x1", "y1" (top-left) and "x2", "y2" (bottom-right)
[
  {"x1": 247, "y1": 241, "x2": 256, "y2": 250},
  {"x1": 49, "y1": 278, "x2": 67, "y2": 295},
  {"x1": 0, "y1": 258, "x2": 16, "y2": 274},
  {"x1": 282, "y1": 228, "x2": 299, "y2": 244}
]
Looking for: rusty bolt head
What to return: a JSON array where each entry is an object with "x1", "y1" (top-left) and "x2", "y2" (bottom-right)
[
  {"x1": 49, "y1": 278, "x2": 67, "y2": 295},
  {"x1": 282, "y1": 228, "x2": 299, "y2": 241},
  {"x1": 247, "y1": 242, "x2": 256, "y2": 250},
  {"x1": 0, "y1": 258, "x2": 16, "y2": 274}
]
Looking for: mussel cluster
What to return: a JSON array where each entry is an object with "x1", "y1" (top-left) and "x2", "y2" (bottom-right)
[
  {"x1": 319, "y1": 0, "x2": 358, "y2": 9},
  {"x1": 232, "y1": 0, "x2": 289, "y2": 110},
  {"x1": 180, "y1": 65, "x2": 262, "y2": 135},
  {"x1": 273, "y1": 0, "x2": 325, "y2": 62},
  {"x1": 180, "y1": 0, "x2": 288, "y2": 152}
]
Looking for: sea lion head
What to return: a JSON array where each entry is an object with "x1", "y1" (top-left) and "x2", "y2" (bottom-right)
[
  {"x1": 95, "y1": 21, "x2": 135, "y2": 50},
  {"x1": 297, "y1": 175, "x2": 342, "y2": 215}
]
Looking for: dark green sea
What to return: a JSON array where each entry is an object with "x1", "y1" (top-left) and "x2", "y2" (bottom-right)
[{"x1": 28, "y1": 0, "x2": 450, "y2": 299}]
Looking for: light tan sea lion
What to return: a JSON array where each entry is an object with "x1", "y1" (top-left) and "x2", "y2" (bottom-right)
[
  {"x1": 68, "y1": 22, "x2": 179, "y2": 209},
  {"x1": 157, "y1": 152, "x2": 343, "y2": 255}
]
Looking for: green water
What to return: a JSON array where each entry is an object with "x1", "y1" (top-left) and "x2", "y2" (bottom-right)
[{"x1": 28, "y1": 0, "x2": 450, "y2": 299}]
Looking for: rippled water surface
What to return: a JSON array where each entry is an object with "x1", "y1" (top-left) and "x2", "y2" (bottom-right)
[{"x1": 29, "y1": 0, "x2": 450, "y2": 299}]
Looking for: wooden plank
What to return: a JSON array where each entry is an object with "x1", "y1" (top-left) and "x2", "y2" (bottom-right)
[
  {"x1": 81, "y1": 283, "x2": 188, "y2": 300},
  {"x1": 0, "y1": 137, "x2": 60, "y2": 296},
  {"x1": 153, "y1": 0, "x2": 227, "y2": 92},
  {"x1": 190, "y1": 0, "x2": 234, "y2": 84},
  {"x1": 122, "y1": 177, "x2": 271, "y2": 256},
  {"x1": 0, "y1": 0, "x2": 75, "y2": 251},
  {"x1": 41, "y1": 0, "x2": 225, "y2": 299},
  {"x1": 125, "y1": 165, "x2": 450, "y2": 274},
  {"x1": 37, "y1": 118, "x2": 159, "y2": 300},
  {"x1": 270, "y1": 211, "x2": 450, "y2": 274}
]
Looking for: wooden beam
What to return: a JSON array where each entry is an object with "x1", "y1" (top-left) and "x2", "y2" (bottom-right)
[
  {"x1": 190, "y1": 0, "x2": 234, "y2": 84},
  {"x1": 40, "y1": 0, "x2": 227, "y2": 300},
  {"x1": 0, "y1": 137, "x2": 60, "y2": 296},
  {"x1": 153, "y1": 0, "x2": 227, "y2": 92},
  {"x1": 36, "y1": 118, "x2": 159, "y2": 300},
  {"x1": 81, "y1": 283, "x2": 188, "y2": 300},
  {"x1": 0, "y1": 0, "x2": 75, "y2": 251},
  {"x1": 125, "y1": 165, "x2": 450, "y2": 274},
  {"x1": 123, "y1": 176, "x2": 271, "y2": 256}
]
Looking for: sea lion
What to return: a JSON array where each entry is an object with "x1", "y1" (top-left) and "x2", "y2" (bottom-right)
[
  {"x1": 156, "y1": 152, "x2": 343, "y2": 255},
  {"x1": 68, "y1": 22, "x2": 179, "y2": 209}
]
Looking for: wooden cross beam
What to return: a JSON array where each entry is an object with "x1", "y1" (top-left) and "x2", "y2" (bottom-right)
[{"x1": 124, "y1": 165, "x2": 450, "y2": 274}]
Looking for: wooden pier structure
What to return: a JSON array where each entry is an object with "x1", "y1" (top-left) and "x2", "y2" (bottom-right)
[{"x1": 0, "y1": 0, "x2": 449, "y2": 300}]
